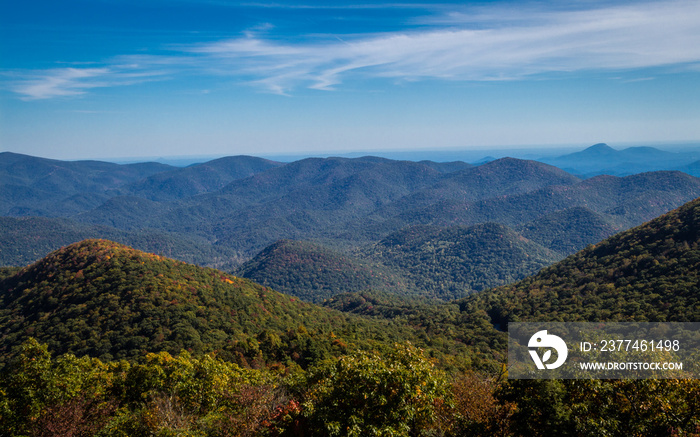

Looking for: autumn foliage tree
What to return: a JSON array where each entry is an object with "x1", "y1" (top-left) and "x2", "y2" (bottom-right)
[{"x1": 301, "y1": 342, "x2": 450, "y2": 436}]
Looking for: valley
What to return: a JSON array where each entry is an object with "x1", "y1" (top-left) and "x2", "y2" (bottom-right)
[{"x1": 3, "y1": 145, "x2": 700, "y2": 300}]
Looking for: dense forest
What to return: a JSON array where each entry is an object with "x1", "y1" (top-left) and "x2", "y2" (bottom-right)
[
  {"x1": 0, "y1": 240, "x2": 476, "y2": 368},
  {"x1": 361, "y1": 222, "x2": 561, "y2": 299},
  {"x1": 3, "y1": 195, "x2": 700, "y2": 435},
  {"x1": 4, "y1": 151, "x2": 700, "y2": 271},
  {"x1": 2, "y1": 151, "x2": 700, "y2": 435},
  {"x1": 5, "y1": 338, "x2": 697, "y2": 436},
  {"x1": 236, "y1": 225, "x2": 561, "y2": 302},
  {"x1": 463, "y1": 193, "x2": 700, "y2": 324},
  {"x1": 236, "y1": 239, "x2": 418, "y2": 302},
  {"x1": 0, "y1": 216, "x2": 237, "y2": 268}
]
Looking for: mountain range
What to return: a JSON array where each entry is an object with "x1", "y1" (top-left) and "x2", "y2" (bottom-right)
[
  {"x1": 2, "y1": 167, "x2": 700, "y2": 435},
  {"x1": 540, "y1": 142, "x2": 700, "y2": 177},
  {"x1": 2, "y1": 191, "x2": 699, "y2": 366},
  {"x1": 3, "y1": 148, "x2": 700, "y2": 300}
]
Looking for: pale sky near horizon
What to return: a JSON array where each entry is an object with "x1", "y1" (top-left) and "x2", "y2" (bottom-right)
[{"x1": 1, "y1": 0, "x2": 700, "y2": 160}]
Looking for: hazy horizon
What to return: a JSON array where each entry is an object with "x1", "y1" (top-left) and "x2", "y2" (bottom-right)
[{"x1": 5, "y1": 140, "x2": 700, "y2": 169}]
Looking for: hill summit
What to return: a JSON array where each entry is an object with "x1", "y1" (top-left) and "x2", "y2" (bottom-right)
[
  {"x1": 0, "y1": 240, "x2": 361, "y2": 362},
  {"x1": 237, "y1": 239, "x2": 415, "y2": 302},
  {"x1": 582, "y1": 143, "x2": 616, "y2": 155},
  {"x1": 466, "y1": 195, "x2": 700, "y2": 323}
]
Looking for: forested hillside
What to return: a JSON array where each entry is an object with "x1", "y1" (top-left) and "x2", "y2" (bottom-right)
[
  {"x1": 0, "y1": 216, "x2": 237, "y2": 268},
  {"x1": 362, "y1": 223, "x2": 561, "y2": 299},
  {"x1": 462, "y1": 195, "x2": 700, "y2": 324},
  {"x1": 237, "y1": 223, "x2": 561, "y2": 301},
  {"x1": 322, "y1": 196, "x2": 700, "y2": 436},
  {"x1": 122, "y1": 155, "x2": 282, "y2": 201},
  {"x1": 236, "y1": 239, "x2": 417, "y2": 302},
  {"x1": 0, "y1": 152, "x2": 172, "y2": 217},
  {"x1": 4, "y1": 152, "x2": 700, "y2": 281},
  {"x1": 0, "y1": 240, "x2": 489, "y2": 368},
  {"x1": 517, "y1": 206, "x2": 621, "y2": 254},
  {"x1": 3, "y1": 194, "x2": 700, "y2": 435}
]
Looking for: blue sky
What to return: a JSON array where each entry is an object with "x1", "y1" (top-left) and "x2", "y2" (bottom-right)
[{"x1": 2, "y1": 0, "x2": 700, "y2": 161}]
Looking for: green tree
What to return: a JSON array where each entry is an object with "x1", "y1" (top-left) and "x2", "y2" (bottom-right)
[
  {"x1": 0, "y1": 338, "x2": 117, "y2": 436},
  {"x1": 303, "y1": 342, "x2": 449, "y2": 436}
]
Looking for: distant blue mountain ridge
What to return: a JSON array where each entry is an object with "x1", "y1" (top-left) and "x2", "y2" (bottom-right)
[{"x1": 539, "y1": 143, "x2": 700, "y2": 177}]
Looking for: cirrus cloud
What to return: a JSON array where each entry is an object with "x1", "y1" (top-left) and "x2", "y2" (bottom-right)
[
  {"x1": 6, "y1": 64, "x2": 171, "y2": 101},
  {"x1": 6, "y1": 0, "x2": 700, "y2": 99}
]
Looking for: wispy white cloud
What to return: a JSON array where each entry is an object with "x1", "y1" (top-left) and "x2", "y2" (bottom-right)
[
  {"x1": 7, "y1": 64, "x2": 170, "y2": 100},
  {"x1": 10, "y1": 68, "x2": 112, "y2": 100},
  {"x1": 192, "y1": 0, "x2": 700, "y2": 92},
  {"x1": 6, "y1": 0, "x2": 700, "y2": 99}
]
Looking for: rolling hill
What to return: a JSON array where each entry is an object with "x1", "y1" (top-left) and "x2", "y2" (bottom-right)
[
  {"x1": 424, "y1": 157, "x2": 581, "y2": 202},
  {"x1": 382, "y1": 170, "x2": 700, "y2": 230},
  {"x1": 236, "y1": 222, "x2": 563, "y2": 302},
  {"x1": 4, "y1": 151, "x2": 700, "y2": 287},
  {"x1": 517, "y1": 206, "x2": 622, "y2": 255},
  {"x1": 362, "y1": 223, "x2": 562, "y2": 299},
  {"x1": 461, "y1": 195, "x2": 700, "y2": 324},
  {"x1": 324, "y1": 195, "x2": 700, "y2": 373},
  {"x1": 0, "y1": 152, "x2": 173, "y2": 217},
  {"x1": 363, "y1": 158, "x2": 581, "y2": 223},
  {"x1": 3, "y1": 152, "x2": 700, "y2": 436},
  {"x1": 0, "y1": 153, "x2": 279, "y2": 219},
  {"x1": 0, "y1": 239, "x2": 478, "y2": 367},
  {"x1": 123, "y1": 155, "x2": 283, "y2": 201},
  {"x1": 77, "y1": 157, "x2": 452, "y2": 254},
  {"x1": 75, "y1": 156, "x2": 700, "y2": 263},
  {"x1": 0, "y1": 216, "x2": 238, "y2": 268},
  {"x1": 0, "y1": 152, "x2": 172, "y2": 192},
  {"x1": 236, "y1": 239, "x2": 416, "y2": 302}
]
